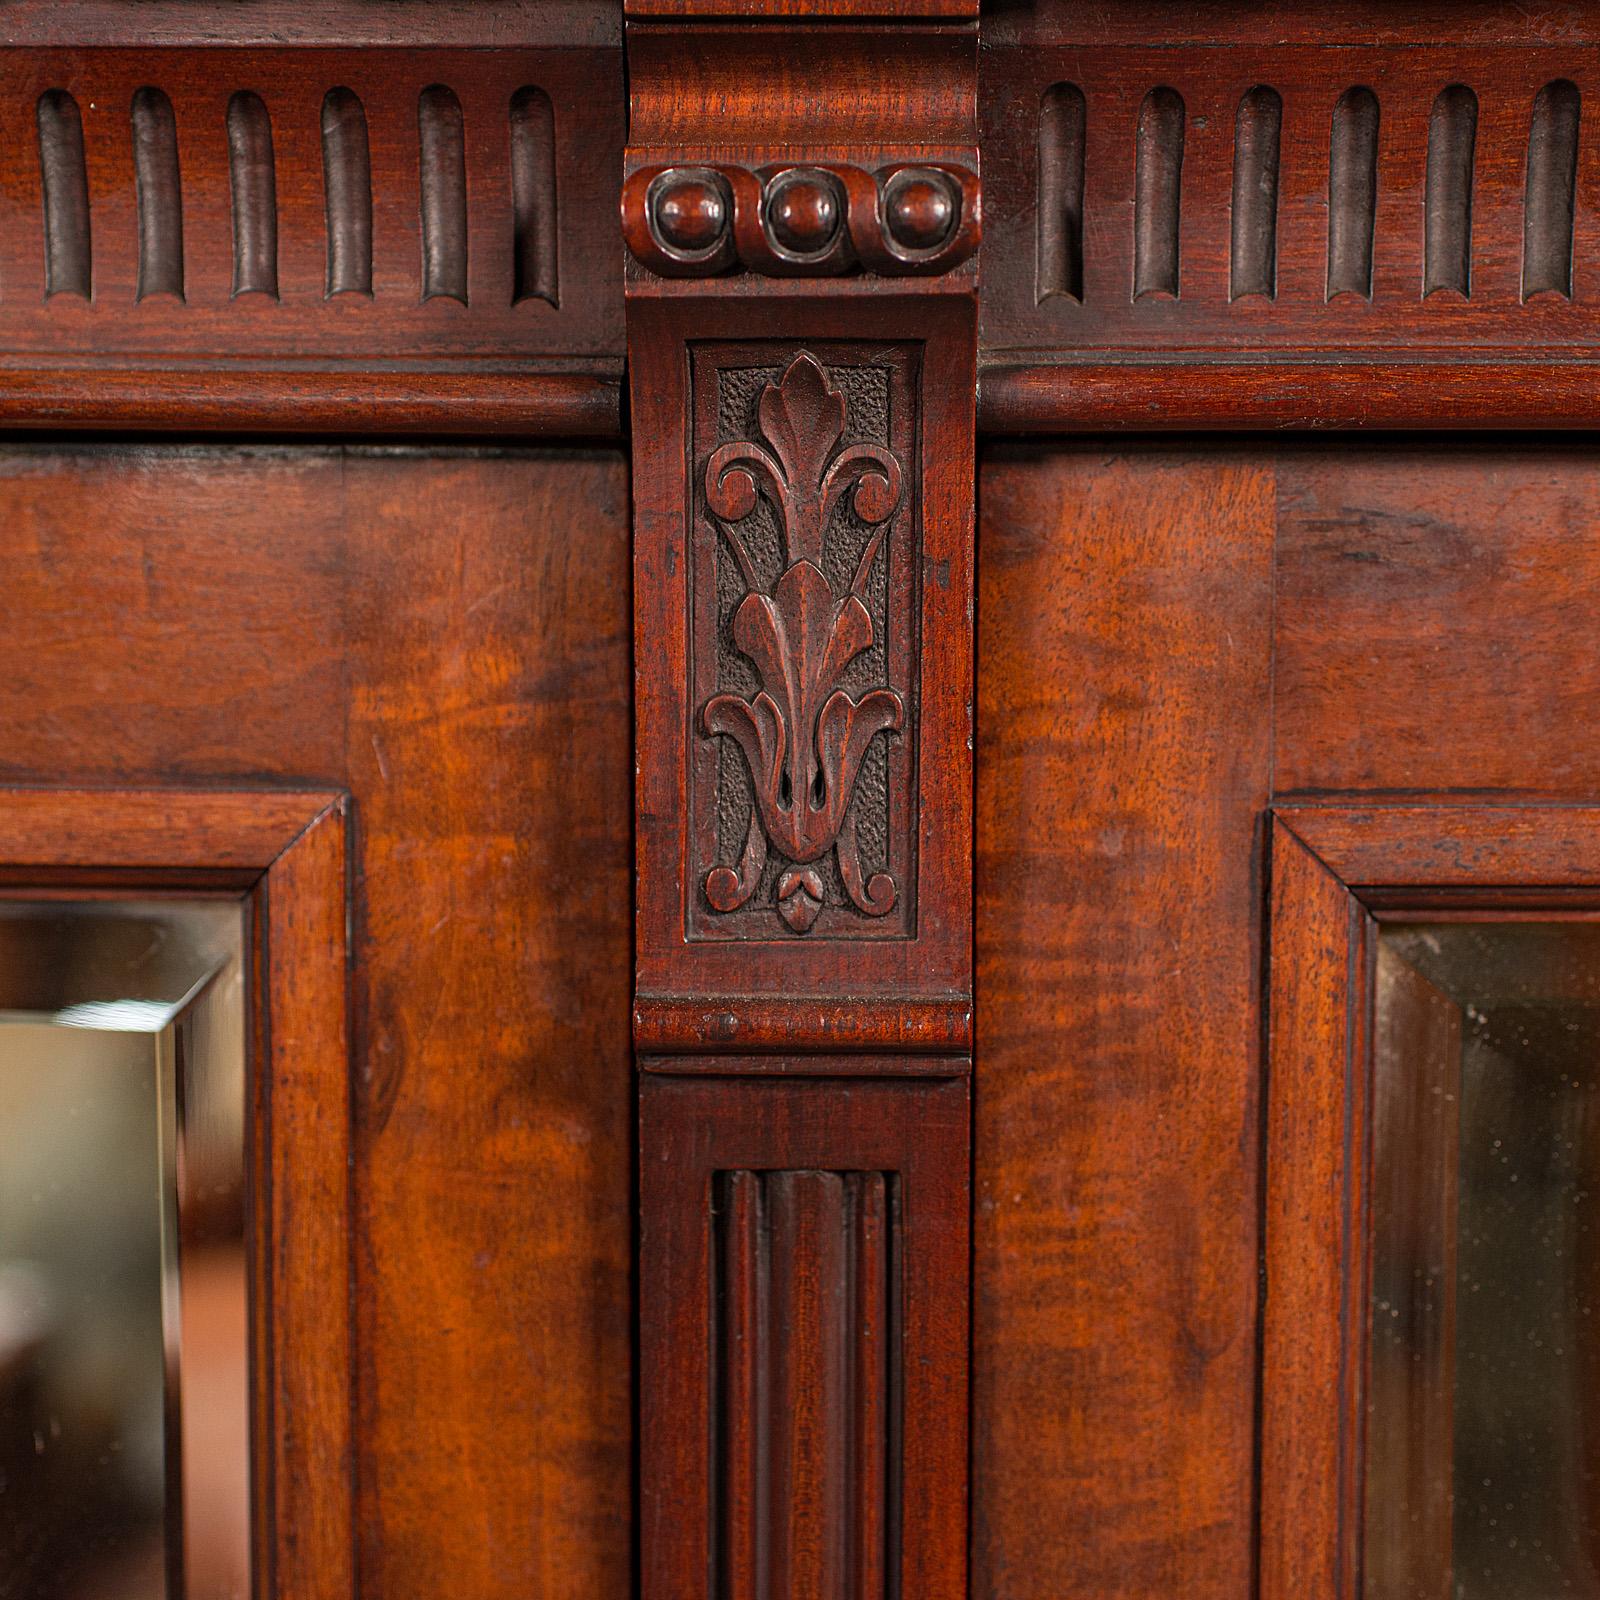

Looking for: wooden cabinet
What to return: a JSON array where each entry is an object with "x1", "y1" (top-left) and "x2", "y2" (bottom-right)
[{"x1": 3, "y1": 5, "x2": 1599, "y2": 1599}]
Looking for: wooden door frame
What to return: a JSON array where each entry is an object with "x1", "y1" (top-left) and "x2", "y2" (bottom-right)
[
  {"x1": 1264, "y1": 803, "x2": 1600, "y2": 1600},
  {"x1": 0, "y1": 787, "x2": 354, "y2": 1600}
]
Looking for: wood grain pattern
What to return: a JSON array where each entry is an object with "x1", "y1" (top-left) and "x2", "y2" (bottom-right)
[
  {"x1": 0, "y1": 444, "x2": 633, "y2": 1600},
  {"x1": 627, "y1": 24, "x2": 975, "y2": 147},
  {"x1": 259, "y1": 800, "x2": 356, "y2": 1600},
  {"x1": 1278, "y1": 805, "x2": 1600, "y2": 888},
  {"x1": 974, "y1": 447, "x2": 1274, "y2": 1600},
  {"x1": 1261, "y1": 819, "x2": 1367, "y2": 1600},
  {"x1": 1274, "y1": 446, "x2": 1600, "y2": 797}
]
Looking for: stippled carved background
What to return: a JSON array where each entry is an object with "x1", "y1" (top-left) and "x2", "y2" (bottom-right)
[{"x1": 688, "y1": 341, "x2": 920, "y2": 941}]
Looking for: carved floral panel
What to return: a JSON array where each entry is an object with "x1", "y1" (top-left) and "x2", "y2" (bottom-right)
[{"x1": 689, "y1": 342, "x2": 920, "y2": 940}]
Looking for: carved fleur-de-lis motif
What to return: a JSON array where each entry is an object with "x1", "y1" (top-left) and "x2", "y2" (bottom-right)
[{"x1": 701, "y1": 353, "x2": 905, "y2": 934}]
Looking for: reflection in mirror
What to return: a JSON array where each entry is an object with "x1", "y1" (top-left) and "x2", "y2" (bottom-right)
[
  {"x1": 0, "y1": 901, "x2": 248, "y2": 1600},
  {"x1": 1368, "y1": 922, "x2": 1600, "y2": 1600}
]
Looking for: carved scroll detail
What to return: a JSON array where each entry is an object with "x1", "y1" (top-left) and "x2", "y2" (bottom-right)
[{"x1": 700, "y1": 353, "x2": 904, "y2": 935}]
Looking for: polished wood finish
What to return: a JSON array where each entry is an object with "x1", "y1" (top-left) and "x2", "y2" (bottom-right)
[
  {"x1": 640, "y1": 1073, "x2": 970, "y2": 1598},
  {"x1": 0, "y1": 445, "x2": 632, "y2": 1599},
  {"x1": 1263, "y1": 804, "x2": 1600, "y2": 1600},
  {"x1": 979, "y1": 0, "x2": 1600, "y2": 429},
  {"x1": 975, "y1": 446, "x2": 1274, "y2": 1600},
  {"x1": 0, "y1": 786, "x2": 353, "y2": 1600},
  {"x1": 627, "y1": 7, "x2": 978, "y2": 1591},
  {"x1": 631, "y1": 297, "x2": 975, "y2": 1039},
  {"x1": 14, "y1": 6, "x2": 1600, "y2": 1600},
  {"x1": 977, "y1": 438, "x2": 1600, "y2": 1599},
  {"x1": 0, "y1": 16, "x2": 624, "y2": 435}
]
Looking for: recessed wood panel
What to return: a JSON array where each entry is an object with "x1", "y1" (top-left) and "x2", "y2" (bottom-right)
[
  {"x1": 640, "y1": 1072, "x2": 969, "y2": 1600},
  {"x1": 0, "y1": 444, "x2": 633, "y2": 1600}
]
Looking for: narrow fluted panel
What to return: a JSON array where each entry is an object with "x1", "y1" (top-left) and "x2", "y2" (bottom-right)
[
  {"x1": 852, "y1": 1171, "x2": 890, "y2": 1600},
  {"x1": 1134, "y1": 87, "x2": 1185, "y2": 300},
  {"x1": 720, "y1": 1170, "x2": 764, "y2": 1600},
  {"x1": 1424, "y1": 84, "x2": 1478, "y2": 298},
  {"x1": 1524, "y1": 79, "x2": 1581, "y2": 301},
  {"x1": 716, "y1": 1170, "x2": 895, "y2": 1600},
  {"x1": 1327, "y1": 87, "x2": 1380, "y2": 300},
  {"x1": 321, "y1": 87, "x2": 372, "y2": 297},
  {"x1": 1231, "y1": 86, "x2": 1282, "y2": 300},
  {"x1": 37, "y1": 89, "x2": 90, "y2": 300},
  {"x1": 510, "y1": 86, "x2": 558, "y2": 307},
  {"x1": 1037, "y1": 82, "x2": 1086, "y2": 303},
  {"x1": 418, "y1": 85, "x2": 468, "y2": 304},
  {"x1": 227, "y1": 90, "x2": 278, "y2": 298},
  {"x1": 131, "y1": 87, "x2": 183, "y2": 301}
]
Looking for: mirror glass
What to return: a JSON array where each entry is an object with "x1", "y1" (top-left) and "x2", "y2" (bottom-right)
[
  {"x1": 0, "y1": 900, "x2": 248, "y2": 1600},
  {"x1": 1368, "y1": 922, "x2": 1600, "y2": 1600}
]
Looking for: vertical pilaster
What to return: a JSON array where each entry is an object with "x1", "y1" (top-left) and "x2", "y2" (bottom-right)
[{"x1": 623, "y1": 3, "x2": 978, "y2": 1591}]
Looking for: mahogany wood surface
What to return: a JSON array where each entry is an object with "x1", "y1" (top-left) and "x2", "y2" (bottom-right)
[
  {"x1": 975, "y1": 446, "x2": 1275, "y2": 1600},
  {"x1": 980, "y1": 0, "x2": 1600, "y2": 429},
  {"x1": 639, "y1": 1073, "x2": 970, "y2": 1599},
  {"x1": 1261, "y1": 804, "x2": 1600, "y2": 1600},
  {"x1": 14, "y1": 5, "x2": 1600, "y2": 1600},
  {"x1": 0, "y1": 17, "x2": 625, "y2": 435},
  {"x1": 977, "y1": 441, "x2": 1600, "y2": 1598},
  {"x1": 625, "y1": 11, "x2": 978, "y2": 1593},
  {"x1": 0, "y1": 787, "x2": 353, "y2": 1600},
  {"x1": 1261, "y1": 820, "x2": 1366, "y2": 1600},
  {"x1": 0, "y1": 445, "x2": 633, "y2": 1599}
]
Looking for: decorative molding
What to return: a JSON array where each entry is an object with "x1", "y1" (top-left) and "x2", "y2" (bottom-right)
[
  {"x1": 15, "y1": 72, "x2": 551, "y2": 310},
  {"x1": 639, "y1": 1074, "x2": 970, "y2": 1600},
  {"x1": 623, "y1": 160, "x2": 979, "y2": 277},
  {"x1": 1023, "y1": 67, "x2": 1594, "y2": 313},
  {"x1": 690, "y1": 345, "x2": 920, "y2": 943},
  {"x1": 627, "y1": 7, "x2": 977, "y2": 1592},
  {"x1": 0, "y1": 46, "x2": 624, "y2": 430},
  {"x1": 981, "y1": 36, "x2": 1600, "y2": 427},
  {"x1": 697, "y1": 352, "x2": 907, "y2": 936}
]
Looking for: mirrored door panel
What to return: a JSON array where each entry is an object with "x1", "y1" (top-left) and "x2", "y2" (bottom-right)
[
  {"x1": 0, "y1": 901, "x2": 247, "y2": 1600},
  {"x1": 1368, "y1": 923, "x2": 1600, "y2": 1600}
]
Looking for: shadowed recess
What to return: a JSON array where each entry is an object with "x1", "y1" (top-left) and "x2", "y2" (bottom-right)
[
  {"x1": 511, "y1": 86, "x2": 558, "y2": 307},
  {"x1": 226, "y1": 90, "x2": 277, "y2": 298},
  {"x1": 1425, "y1": 84, "x2": 1478, "y2": 298},
  {"x1": 1134, "y1": 87, "x2": 1185, "y2": 300},
  {"x1": 131, "y1": 87, "x2": 183, "y2": 302},
  {"x1": 1523, "y1": 79, "x2": 1580, "y2": 301},
  {"x1": 1327, "y1": 86, "x2": 1380, "y2": 300},
  {"x1": 1037, "y1": 83, "x2": 1086, "y2": 303},
  {"x1": 716, "y1": 1170, "x2": 897, "y2": 1596},
  {"x1": 1231, "y1": 86, "x2": 1282, "y2": 300},
  {"x1": 418, "y1": 85, "x2": 468, "y2": 304},
  {"x1": 37, "y1": 89, "x2": 90, "y2": 300},
  {"x1": 321, "y1": 88, "x2": 372, "y2": 297}
]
